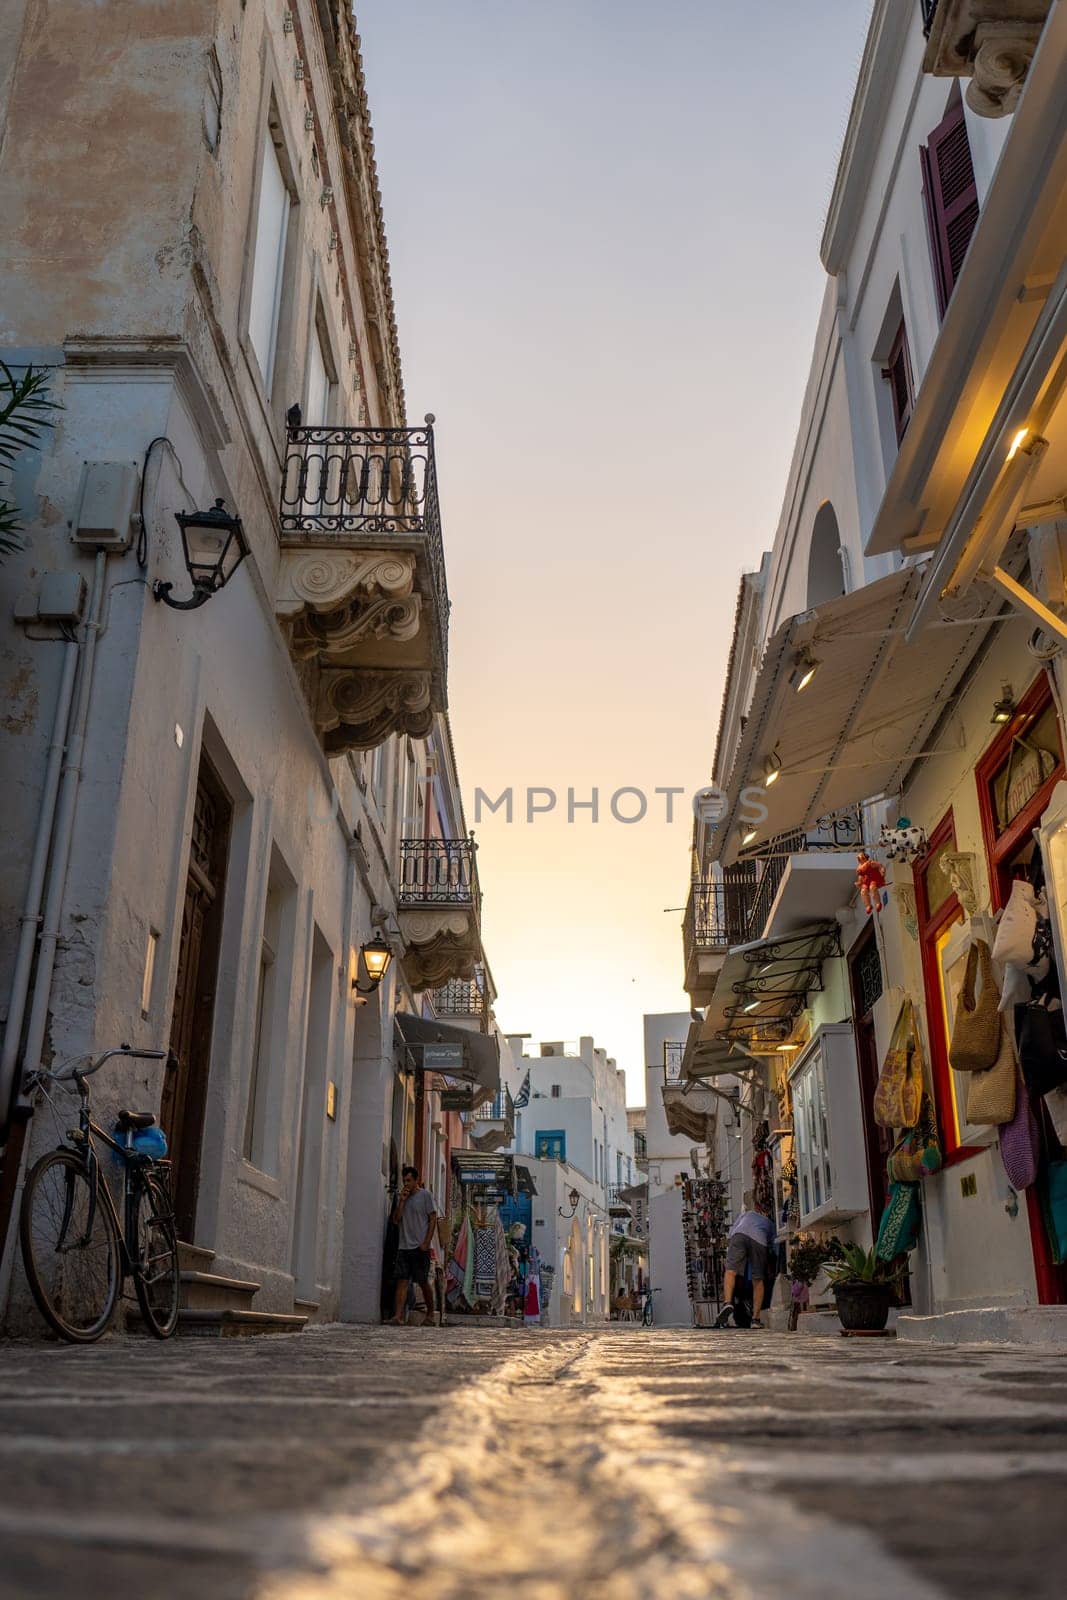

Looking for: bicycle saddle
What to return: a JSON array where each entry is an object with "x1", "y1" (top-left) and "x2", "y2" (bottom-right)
[{"x1": 116, "y1": 1110, "x2": 156, "y2": 1130}]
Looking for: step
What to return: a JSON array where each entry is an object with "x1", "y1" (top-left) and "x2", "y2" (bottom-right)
[
  {"x1": 172, "y1": 1308, "x2": 308, "y2": 1338},
  {"x1": 294, "y1": 1297, "x2": 320, "y2": 1322},
  {"x1": 177, "y1": 1241, "x2": 215, "y2": 1274},
  {"x1": 180, "y1": 1269, "x2": 260, "y2": 1312}
]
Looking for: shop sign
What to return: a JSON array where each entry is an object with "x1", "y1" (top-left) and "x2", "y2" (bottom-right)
[
  {"x1": 423, "y1": 1044, "x2": 465, "y2": 1071},
  {"x1": 439, "y1": 1091, "x2": 472, "y2": 1111},
  {"x1": 459, "y1": 1168, "x2": 500, "y2": 1183}
]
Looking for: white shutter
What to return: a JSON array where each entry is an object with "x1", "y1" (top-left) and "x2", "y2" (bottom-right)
[{"x1": 248, "y1": 129, "x2": 290, "y2": 393}]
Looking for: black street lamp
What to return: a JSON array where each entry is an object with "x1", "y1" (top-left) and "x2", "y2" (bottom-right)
[
  {"x1": 558, "y1": 1187, "x2": 580, "y2": 1219},
  {"x1": 153, "y1": 498, "x2": 249, "y2": 610},
  {"x1": 352, "y1": 933, "x2": 394, "y2": 1003}
]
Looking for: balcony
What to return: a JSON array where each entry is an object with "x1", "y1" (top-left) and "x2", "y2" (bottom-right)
[
  {"x1": 466, "y1": 1087, "x2": 515, "y2": 1153},
  {"x1": 430, "y1": 967, "x2": 491, "y2": 1031},
  {"x1": 276, "y1": 417, "x2": 449, "y2": 752},
  {"x1": 397, "y1": 836, "x2": 481, "y2": 990},
  {"x1": 683, "y1": 875, "x2": 755, "y2": 1005},
  {"x1": 744, "y1": 808, "x2": 862, "y2": 944},
  {"x1": 922, "y1": 1, "x2": 1051, "y2": 117}
]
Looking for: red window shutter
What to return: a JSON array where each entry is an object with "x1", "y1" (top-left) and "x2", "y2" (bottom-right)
[
  {"x1": 921, "y1": 99, "x2": 980, "y2": 315},
  {"x1": 881, "y1": 321, "x2": 914, "y2": 445}
]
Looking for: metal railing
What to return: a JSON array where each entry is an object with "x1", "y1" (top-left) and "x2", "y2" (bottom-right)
[
  {"x1": 608, "y1": 1185, "x2": 633, "y2": 1208},
  {"x1": 473, "y1": 1089, "x2": 513, "y2": 1124},
  {"x1": 431, "y1": 969, "x2": 488, "y2": 1020},
  {"x1": 633, "y1": 1130, "x2": 647, "y2": 1162},
  {"x1": 743, "y1": 808, "x2": 863, "y2": 943},
  {"x1": 279, "y1": 416, "x2": 449, "y2": 673},
  {"x1": 399, "y1": 835, "x2": 480, "y2": 910},
  {"x1": 684, "y1": 877, "x2": 755, "y2": 955},
  {"x1": 920, "y1": 0, "x2": 939, "y2": 37}
]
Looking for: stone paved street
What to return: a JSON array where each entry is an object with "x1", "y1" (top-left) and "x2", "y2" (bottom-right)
[{"x1": 2, "y1": 1326, "x2": 1067, "y2": 1599}]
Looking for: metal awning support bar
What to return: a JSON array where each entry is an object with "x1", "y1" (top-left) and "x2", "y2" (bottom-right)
[{"x1": 986, "y1": 562, "x2": 1067, "y2": 644}]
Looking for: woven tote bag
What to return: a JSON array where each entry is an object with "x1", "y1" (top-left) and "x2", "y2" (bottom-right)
[
  {"x1": 948, "y1": 940, "x2": 1000, "y2": 1073},
  {"x1": 966, "y1": 1011, "x2": 1018, "y2": 1127},
  {"x1": 873, "y1": 999, "x2": 923, "y2": 1130}
]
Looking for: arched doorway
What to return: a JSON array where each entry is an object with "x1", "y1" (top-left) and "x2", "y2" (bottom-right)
[{"x1": 807, "y1": 502, "x2": 845, "y2": 608}]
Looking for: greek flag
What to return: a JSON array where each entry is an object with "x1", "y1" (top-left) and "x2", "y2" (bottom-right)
[{"x1": 513, "y1": 1069, "x2": 530, "y2": 1109}]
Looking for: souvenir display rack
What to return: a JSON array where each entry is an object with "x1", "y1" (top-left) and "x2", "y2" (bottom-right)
[{"x1": 680, "y1": 1175, "x2": 729, "y2": 1325}]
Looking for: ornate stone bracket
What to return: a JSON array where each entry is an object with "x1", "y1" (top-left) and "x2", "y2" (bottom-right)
[
  {"x1": 276, "y1": 549, "x2": 415, "y2": 619},
  {"x1": 398, "y1": 909, "x2": 480, "y2": 991},
  {"x1": 894, "y1": 882, "x2": 919, "y2": 942},
  {"x1": 923, "y1": 2, "x2": 1049, "y2": 117},
  {"x1": 943, "y1": 850, "x2": 982, "y2": 916},
  {"x1": 318, "y1": 668, "x2": 433, "y2": 752}
]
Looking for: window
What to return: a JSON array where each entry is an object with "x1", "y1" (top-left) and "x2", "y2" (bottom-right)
[
  {"x1": 881, "y1": 321, "x2": 914, "y2": 444},
  {"x1": 921, "y1": 94, "x2": 980, "y2": 316},
  {"x1": 915, "y1": 813, "x2": 971, "y2": 1160},
  {"x1": 535, "y1": 1130, "x2": 566, "y2": 1161},
  {"x1": 807, "y1": 502, "x2": 846, "y2": 609},
  {"x1": 248, "y1": 119, "x2": 292, "y2": 397},
  {"x1": 550, "y1": 1083, "x2": 561, "y2": 1099},
  {"x1": 977, "y1": 676, "x2": 1064, "y2": 906},
  {"x1": 304, "y1": 311, "x2": 334, "y2": 426}
]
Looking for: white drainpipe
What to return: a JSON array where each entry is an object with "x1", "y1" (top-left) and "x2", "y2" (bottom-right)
[
  {"x1": 0, "y1": 639, "x2": 79, "y2": 1125},
  {"x1": 18, "y1": 549, "x2": 109, "y2": 1097}
]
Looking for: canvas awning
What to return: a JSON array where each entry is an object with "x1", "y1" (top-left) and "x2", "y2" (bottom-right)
[
  {"x1": 679, "y1": 1018, "x2": 749, "y2": 1082},
  {"x1": 451, "y1": 1151, "x2": 537, "y2": 1196},
  {"x1": 699, "y1": 923, "x2": 842, "y2": 1054},
  {"x1": 395, "y1": 1013, "x2": 501, "y2": 1095},
  {"x1": 710, "y1": 564, "x2": 1008, "y2": 866}
]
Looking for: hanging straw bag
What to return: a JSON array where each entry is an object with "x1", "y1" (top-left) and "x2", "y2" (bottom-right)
[
  {"x1": 873, "y1": 998, "x2": 923, "y2": 1130},
  {"x1": 966, "y1": 1011, "x2": 1018, "y2": 1127},
  {"x1": 948, "y1": 940, "x2": 1000, "y2": 1073}
]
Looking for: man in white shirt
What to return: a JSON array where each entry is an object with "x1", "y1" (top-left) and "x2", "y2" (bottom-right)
[{"x1": 387, "y1": 1166, "x2": 439, "y2": 1326}]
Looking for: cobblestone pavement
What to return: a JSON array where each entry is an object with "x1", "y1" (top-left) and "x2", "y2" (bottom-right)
[{"x1": 2, "y1": 1325, "x2": 1066, "y2": 1599}]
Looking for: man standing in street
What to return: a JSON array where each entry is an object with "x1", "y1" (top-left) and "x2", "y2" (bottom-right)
[
  {"x1": 715, "y1": 1194, "x2": 774, "y2": 1329},
  {"x1": 387, "y1": 1166, "x2": 439, "y2": 1326}
]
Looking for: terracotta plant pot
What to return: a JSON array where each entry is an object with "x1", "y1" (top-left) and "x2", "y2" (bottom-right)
[{"x1": 832, "y1": 1282, "x2": 892, "y2": 1332}]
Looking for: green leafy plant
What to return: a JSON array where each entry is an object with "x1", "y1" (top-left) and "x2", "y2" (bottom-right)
[
  {"x1": 788, "y1": 1232, "x2": 844, "y2": 1286},
  {"x1": 823, "y1": 1243, "x2": 904, "y2": 1289},
  {"x1": 0, "y1": 360, "x2": 60, "y2": 558}
]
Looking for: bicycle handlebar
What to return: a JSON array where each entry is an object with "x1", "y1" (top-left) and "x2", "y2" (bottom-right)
[{"x1": 73, "y1": 1046, "x2": 167, "y2": 1079}]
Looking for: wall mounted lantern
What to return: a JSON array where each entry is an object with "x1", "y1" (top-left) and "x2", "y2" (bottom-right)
[
  {"x1": 558, "y1": 1187, "x2": 580, "y2": 1219},
  {"x1": 991, "y1": 683, "x2": 1016, "y2": 725},
  {"x1": 153, "y1": 498, "x2": 249, "y2": 611},
  {"x1": 352, "y1": 932, "x2": 393, "y2": 1003}
]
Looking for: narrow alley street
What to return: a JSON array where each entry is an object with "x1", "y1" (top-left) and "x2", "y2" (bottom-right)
[{"x1": 2, "y1": 1327, "x2": 1066, "y2": 1600}]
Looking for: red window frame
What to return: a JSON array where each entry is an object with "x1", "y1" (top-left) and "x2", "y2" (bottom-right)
[
  {"x1": 974, "y1": 669, "x2": 1066, "y2": 1305},
  {"x1": 914, "y1": 810, "x2": 980, "y2": 1166},
  {"x1": 975, "y1": 671, "x2": 1065, "y2": 914}
]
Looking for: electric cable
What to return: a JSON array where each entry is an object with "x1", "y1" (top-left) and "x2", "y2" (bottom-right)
[{"x1": 137, "y1": 436, "x2": 185, "y2": 571}]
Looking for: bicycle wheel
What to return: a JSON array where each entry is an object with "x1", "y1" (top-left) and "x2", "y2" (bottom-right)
[
  {"x1": 131, "y1": 1170, "x2": 180, "y2": 1339},
  {"x1": 20, "y1": 1149, "x2": 120, "y2": 1342},
  {"x1": 643, "y1": 1297, "x2": 654, "y2": 1327}
]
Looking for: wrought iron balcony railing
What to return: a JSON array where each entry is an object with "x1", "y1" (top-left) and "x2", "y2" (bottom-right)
[
  {"x1": 607, "y1": 1185, "x2": 632, "y2": 1208},
  {"x1": 431, "y1": 969, "x2": 488, "y2": 1020},
  {"x1": 399, "y1": 835, "x2": 480, "y2": 910},
  {"x1": 920, "y1": 0, "x2": 939, "y2": 36},
  {"x1": 280, "y1": 417, "x2": 449, "y2": 672},
  {"x1": 684, "y1": 877, "x2": 755, "y2": 956},
  {"x1": 473, "y1": 1089, "x2": 513, "y2": 1125},
  {"x1": 743, "y1": 807, "x2": 863, "y2": 943}
]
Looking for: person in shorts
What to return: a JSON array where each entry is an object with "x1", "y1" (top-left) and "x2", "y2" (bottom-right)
[
  {"x1": 387, "y1": 1166, "x2": 438, "y2": 1326},
  {"x1": 715, "y1": 1197, "x2": 774, "y2": 1329}
]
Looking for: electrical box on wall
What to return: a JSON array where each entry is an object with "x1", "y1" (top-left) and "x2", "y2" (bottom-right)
[{"x1": 72, "y1": 461, "x2": 138, "y2": 551}]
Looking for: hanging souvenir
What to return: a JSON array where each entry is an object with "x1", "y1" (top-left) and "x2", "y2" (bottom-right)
[
  {"x1": 879, "y1": 816, "x2": 928, "y2": 864},
  {"x1": 886, "y1": 1094, "x2": 942, "y2": 1182},
  {"x1": 966, "y1": 1011, "x2": 1018, "y2": 1126},
  {"x1": 999, "y1": 1067, "x2": 1040, "y2": 1190},
  {"x1": 873, "y1": 998, "x2": 923, "y2": 1129},
  {"x1": 948, "y1": 940, "x2": 1000, "y2": 1073},
  {"x1": 855, "y1": 850, "x2": 887, "y2": 915}
]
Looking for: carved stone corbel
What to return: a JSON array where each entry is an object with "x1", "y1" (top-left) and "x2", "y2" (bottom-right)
[
  {"x1": 317, "y1": 668, "x2": 433, "y2": 752},
  {"x1": 289, "y1": 594, "x2": 421, "y2": 660},
  {"x1": 276, "y1": 549, "x2": 415, "y2": 619},
  {"x1": 894, "y1": 883, "x2": 919, "y2": 942},
  {"x1": 943, "y1": 850, "x2": 982, "y2": 917},
  {"x1": 968, "y1": 22, "x2": 1042, "y2": 116}
]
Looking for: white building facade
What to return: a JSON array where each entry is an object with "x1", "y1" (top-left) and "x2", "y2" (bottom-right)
[{"x1": 682, "y1": 0, "x2": 1067, "y2": 1343}]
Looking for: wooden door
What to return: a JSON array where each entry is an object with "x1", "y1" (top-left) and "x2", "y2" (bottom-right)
[
  {"x1": 848, "y1": 925, "x2": 890, "y2": 1222},
  {"x1": 162, "y1": 758, "x2": 232, "y2": 1241}
]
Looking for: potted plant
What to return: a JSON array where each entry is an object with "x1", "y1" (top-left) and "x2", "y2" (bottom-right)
[{"x1": 823, "y1": 1243, "x2": 903, "y2": 1332}]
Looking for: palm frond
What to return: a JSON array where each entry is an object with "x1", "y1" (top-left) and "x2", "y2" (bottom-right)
[{"x1": 0, "y1": 361, "x2": 61, "y2": 561}]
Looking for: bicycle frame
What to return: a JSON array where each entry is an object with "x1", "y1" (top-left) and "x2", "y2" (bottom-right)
[{"x1": 49, "y1": 1048, "x2": 172, "y2": 1281}]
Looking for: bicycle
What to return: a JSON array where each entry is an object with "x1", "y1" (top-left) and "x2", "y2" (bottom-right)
[
  {"x1": 642, "y1": 1286, "x2": 661, "y2": 1326},
  {"x1": 19, "y1": 1046, "x2": 180, "y2": 1343}
]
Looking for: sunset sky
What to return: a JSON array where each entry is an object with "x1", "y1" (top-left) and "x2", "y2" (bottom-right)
[{"x1": 357, "y1": 0, "x2": 874, "y2": 1100}]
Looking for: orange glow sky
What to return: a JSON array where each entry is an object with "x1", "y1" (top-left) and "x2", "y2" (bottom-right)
[{"x1": 357, "y1": 1, "x2": 873, "y2": 1101}]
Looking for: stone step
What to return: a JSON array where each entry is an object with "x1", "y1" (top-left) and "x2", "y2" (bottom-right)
[
  {"x1": 177, "y1": 1241, "x2": 215, "y2": 1274},
  {"x1": 172, "y1": 1308, "x2": 308, "y2": 1338},
  {"x1": 294, "y1": 1297, "x2": 320, "y2": 1322},
  {"x1": 180, "y1": 1269, "x2": 260, "y2": 1312}
]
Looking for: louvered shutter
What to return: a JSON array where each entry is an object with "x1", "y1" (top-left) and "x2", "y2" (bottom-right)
[
  {"x1": 921, "y1": 99, "x2": 980, "y2": 315},
  {"x1": 881, "y1": 321, "x2": 914, "y2": 445}
]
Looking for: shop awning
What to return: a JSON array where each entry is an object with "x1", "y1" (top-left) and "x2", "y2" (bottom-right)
[
  {"x1": 395, "y1": 1013, "x2": 500, "y2": 1095},
  {"x1": 680, "y1": 1018, "x2": 749, "y2": 1082},
  {"x1": 710, "y1": 564, "x2": 1007, "y2": 866},
  {"x1": 451, "y1": 1150, "x2": 537, "y2": 1196},
  {"x1": 699, "y1": 923, "x2": 842, "y2": 1052}
]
